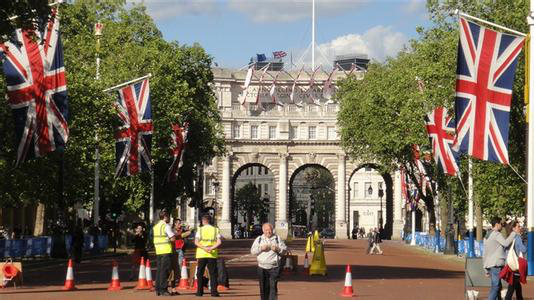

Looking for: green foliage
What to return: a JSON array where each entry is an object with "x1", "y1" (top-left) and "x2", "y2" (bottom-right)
[
  {"x1": 0, "y1": 0, "x2": 224, "y2": 220},
  {"x1": 304, "y1": 167, "x2": 335, "y2": 229},
  {"x1": 337, "y1": 0, "x2": 528, "y2": 224},
  {"x1": 0, "y1": 0, "x2": 51, "y2": 43},
  {"x1": 235, "y1": 182, "x2": 267, "y2": 227}
]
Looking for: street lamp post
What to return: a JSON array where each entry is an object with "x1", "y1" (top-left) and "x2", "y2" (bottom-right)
[{"x1": 378, "y1": 186, "x2": 384, "y2": 230}]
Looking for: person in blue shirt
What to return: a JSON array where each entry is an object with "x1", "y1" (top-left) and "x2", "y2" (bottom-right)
[{"x1": 505, "y1": 220, "x2": 527, "y2": 300}]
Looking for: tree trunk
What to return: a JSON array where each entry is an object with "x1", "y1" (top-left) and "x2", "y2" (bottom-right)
[
  {"x1": 475, "y1": 199, "x2": 483, "y2": 241},
  {"x1": 34, "y1": 202, "x2": 46, "y2": 236}
]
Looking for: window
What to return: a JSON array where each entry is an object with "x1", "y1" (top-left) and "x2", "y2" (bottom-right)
[
  {"x1": 365, "y1": 166, "x2": 372, "y2": 172},
  {"x1": 308, "y1": 126, "x2": 316, "y2": 139},
  {"x1": 290, "y1": 126, "x2": 298, "y2": 140},
  {"x1": 364, "y1": 182, "x2": 372, "y2": 198},
  {"x1": 251, "y1": 125, "x2": 258, "y2": 139},
  {"x1": 327, "y1": 103, "x2": 337, "y2": 112},
  {"x1": 264, "y1": 184, "x2": 268, "y2": 195},
  {"x1": 264, "y1": 167, "x2": 268, "y2": 174},
  {"x1": 205, "y1": 177, "x2": 214, "y2": 195},
  {"x1": 353, "y1": 182, "x2": 359, "y2": 198},
  {"x1": 232, "y1": 123, "x2": 241, "y2": 138},
  {"x1": 258, "y1": 166, "x2": 262, "y2": 175},
  {"x1": 258, "y1": 184, "x2": 262, "y2": 195},
  {"x1": 269, "y1": 126, "x2": 277, "y2": 139},
  {"x1": 327, "y1": 126, "x2": 336, "y2": 140},
  {"x1": 308, "y1": 105, "x2": 318, "y2": 112}
]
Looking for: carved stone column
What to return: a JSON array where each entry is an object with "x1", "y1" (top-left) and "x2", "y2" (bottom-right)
[
  {"x1": 276, "y1": 153, "x2": 289, "y2": 239},
  {"x1": 219, "y1": 154, "x2": 232, "y2": 238},
  {"x1": 335, "y1": 154, "x2": 348, "y2": 239}
]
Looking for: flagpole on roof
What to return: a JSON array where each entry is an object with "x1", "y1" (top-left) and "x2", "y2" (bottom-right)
[
  {"x1": 455, "y1": 9, "x2": 526, "y2": 37},
  {"x1": 103, "y1": 73, "x2": 152, "y2": 93},
  {"x1": 93, "y1": 21, "x2": 103, "y2": 226},
  {"x1": 312, "y1": 0, "x2": 315, "y2": 70},
  {"x1": 526, "y1": 0, "x2": 534, "y2": 275},
  {"x1": 467, "y1": 158, "x2": 475, "y2": 258}
]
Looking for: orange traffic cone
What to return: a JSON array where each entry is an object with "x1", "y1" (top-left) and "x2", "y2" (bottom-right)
[
  {"x1": 62, "y1": 259, "x2": 77, "y2": 291},
  {"x1": 340, "y1": 265, "x2": 355, "y2": 297},
  {"x1": 134, "y1": 257, "x2": 148, "y2": 290},
  {"x1": 190, "y1": 265, "x2": 199, "y2": 290},
  {"x1": 301, "y1": 253, "x2": 310, "y2": 274},
  {"x1": 108, "y1": 260, "x2": 122, "y2": 291},
  {"x1": 145, "y1": 259, "x2": 154, "y2": 291},
  {"x1": 282, "y1": 256, "x2": 293, "y2": 274},
  {"x1": 217, "y1": 284, "x2": 229, "y2": 292},
  {"x1": 177, "y1": 258, "x2": 189, "y2": 290}
]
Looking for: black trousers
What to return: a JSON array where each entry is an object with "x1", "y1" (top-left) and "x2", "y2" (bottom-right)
[
  {"x1": 258, "y1": 267, "x2": 280, "y2": 300},
  {"x1": 156, "y1": 254, "x2": 172, "y2": 294},
  {"x1": 504, "y1": 274, "x2": 523, "y2": 300},
  {"x1": 197, "y1": 258, "x2": 218, "y2": 295}
]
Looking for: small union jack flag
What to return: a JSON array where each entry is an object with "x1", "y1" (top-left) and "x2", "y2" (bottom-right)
[
  {"x1": 453, "y1": 17, "x2": 525, "y2": 164},
  {"x1": 425, "y1": 107, "x2": 460, "y2": 176},
  {"x1": 0, "y1": 11, "x2": 69, "y2": 166},
  {"x1": 114, "y1": 79, "x2": 152, "y2": 177},
  {"x1": 166, "y1": 122, "x2": 189, "y2": 182}
]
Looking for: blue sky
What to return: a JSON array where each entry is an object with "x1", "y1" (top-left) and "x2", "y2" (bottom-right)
[{"x1": 135, "y1": 0, "x2": 432, "y2": 68}]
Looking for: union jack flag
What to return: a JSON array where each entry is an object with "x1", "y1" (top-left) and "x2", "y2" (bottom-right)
[
  {"x1": 114, "y1": 78, "x2": 152, "y2": 177},
  {"x1": 0, "y1": 12, "x2": 69, "y2": 166},
  {"x1": 166, "y1": 122, "x2": 189, "y2": 182},
  {"x1": 453, "y1": 17, "x2": 525, "y2": 164},
  {"x1": 425, "y1": 107, "x2": 460, "y2": 176}
]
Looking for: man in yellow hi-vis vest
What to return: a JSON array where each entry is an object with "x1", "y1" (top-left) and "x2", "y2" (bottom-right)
[
  {"x1": 153, "y1": 210, "x2": 175, "y2": 296},
  {"x1": 194, "y1": 214, "x2": 222, "y2": 297}
]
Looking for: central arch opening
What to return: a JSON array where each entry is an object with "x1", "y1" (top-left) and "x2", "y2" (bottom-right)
[
  {"x1": 289, "y1": 164, "x2": 335, "y2": 238},
  {"x1": 231, "y1": 163, "x2": 275, "y2": 239}
]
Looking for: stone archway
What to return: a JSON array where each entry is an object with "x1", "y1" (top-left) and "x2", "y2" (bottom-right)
[
  {"x1": 230, "y1": 162, "x2": 276, "y2": 237},
  {"x1": 347, "y1": 163, "x2": 394, "y2": 240},
  {"x1": 288, "y1": 164, "x2": 336, "y2": 234}
]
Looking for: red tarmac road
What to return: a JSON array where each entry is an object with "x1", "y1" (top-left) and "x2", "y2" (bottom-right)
[{"x1": 2, "y1": 239, "x2": 533, "y2": 299}]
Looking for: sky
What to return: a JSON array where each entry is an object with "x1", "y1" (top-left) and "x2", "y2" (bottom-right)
[{"x1": 132, "y1": 0, "x2": 432, "y2": 69}]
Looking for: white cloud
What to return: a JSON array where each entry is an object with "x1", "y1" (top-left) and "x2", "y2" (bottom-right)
[
  {"x1": 401, "y1": 0, "x2": 427, "y2": 20},
  {"x1": 291, "y1": 25, "x2": 408, "y2": 68},
  {"x1": 228, "y1": 0, "x2": 366, "y2": 23},
  {"x1": 131, "y1": 0, "x2": 219, "y2": 21}
]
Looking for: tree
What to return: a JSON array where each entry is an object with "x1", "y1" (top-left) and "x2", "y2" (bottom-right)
[
  {"x1": 304, "y1": 167, "x2": 335, "y2": 229},
  {"x1": 337, "y1": 0, "x2": 528, "y2": 235},
  {"x1": 0, "y1": 0, "x2": 51, "y2": 43},
  {"x1": 235, "y1": 182, "x2": 267, "y2": 227},
  {"x1": 0, "y1": 0, "x2": 224, "y2": 228}
]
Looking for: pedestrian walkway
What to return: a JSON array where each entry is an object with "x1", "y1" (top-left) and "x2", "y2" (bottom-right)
[{"x1": 2, "y1": 239, "x2": 533, "y2": 299}]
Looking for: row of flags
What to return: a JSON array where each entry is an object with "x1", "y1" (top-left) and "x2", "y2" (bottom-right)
[
  {"x1": 257, "y1": 51, "x2": 287, "y2": 62},
  {"x1": 0, "y1": 11, "x2": 188, "y2": 181},
  {"x1": 405, "y1": 17, "x2": 525, "y2": 208},
  {"x1": 242, "y1": 62, "x2": 358, "y2": 107}
]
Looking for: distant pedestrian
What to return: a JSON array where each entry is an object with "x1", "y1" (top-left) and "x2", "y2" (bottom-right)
[
  {"x1": 153, "y1": 210, "x2": 176, "y2": 297},
  {"x1": 72, "y1": 222, "x2": 84, "y2": 263},
  {"x1": 130, "y1": 223, "x2": 148, "y2": 280},
  {"x1": 370, "y1": 228, "x2": 383, "y2": 255},
  {"x1": 483, "y1": 217, "x2": 517, "y2": 300},
  {"x1": 351, "y1": 227, "x2": 358, "y2": 240},
  {"x1": 504, "y1": 220, "x2": 526, "y2": 300},
  {"x1": 194, "y1": 214, "x2": 221, "y2": 297},
  {"x1": 251, "y1": 223, "x2": 287, "y2": 300},
  {"x1": 366, "y1": 229, "x2": 374, "y2": 254}
]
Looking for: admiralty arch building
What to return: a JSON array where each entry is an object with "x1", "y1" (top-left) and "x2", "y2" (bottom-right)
[{"x1": 180, "y1": 63, "x2": 429, "y2": 240}]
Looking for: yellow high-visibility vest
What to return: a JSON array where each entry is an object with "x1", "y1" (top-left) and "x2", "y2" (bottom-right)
[
  {"x1": 195, "y1": 225, "x2": 219, "y2": 259},
  {"x1": 153, "y1": 221, "x2": 172, "y2": 255}
]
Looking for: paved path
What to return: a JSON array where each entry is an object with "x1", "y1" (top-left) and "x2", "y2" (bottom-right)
[{"x1": 2, "y1": 239, "x2": 533, "y2": 299}]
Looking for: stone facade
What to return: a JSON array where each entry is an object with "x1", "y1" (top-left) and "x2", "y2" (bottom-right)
[{"x1": 192, "y1": 67, "x2": 410, "y2": 239}]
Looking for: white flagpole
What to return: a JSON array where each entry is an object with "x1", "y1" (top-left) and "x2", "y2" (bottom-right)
[
  {"x1": 527, "y1": 0, "x2": 534, "y2": 275},
  {"x1": 312, "y1": 0, "x2": 315, "y2": 70},
  {"x1": 150, "y1": 163, "x2": 154, "y2": 224},
  {"x1": 93, "y1": 22, "x2": 102, "y2": 226},
  {"x1": 103, "y1": 73, "x2": 152, "y2": 93},
  {"x1": 456, "y1": 10, "x2": 526, "y2": 37},
  {"x1": 467, "y1": 158, "x2": 475, "y2": 257},
  {"x1": 410, "y1": 206, "x2": 416, "y2": 246}
]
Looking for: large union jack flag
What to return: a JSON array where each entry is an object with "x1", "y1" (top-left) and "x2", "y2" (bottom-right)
[
  {"x1": 166, "y1": 122, "x2": 189, "y2": 182},
  {"x1": 425, "y1": 107, "x2": 460, "y2": 176},
  {"x1": 453, "y1": 17, "x2": 525, "y2": 164},
  {"x1": 114, "y1": 79, "x2": 152, "y2": 177},
  {"x1": 0, "y1": 12, "x2": 68, "y2": 166}
]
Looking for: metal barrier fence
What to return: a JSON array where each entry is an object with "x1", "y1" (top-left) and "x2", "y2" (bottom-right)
[
  {"x1": 0, "y1": 234, "x2": 109, "y2": 259},
  {"x1": 404, "y1": 232, "x2": 484, "y2": 257}
]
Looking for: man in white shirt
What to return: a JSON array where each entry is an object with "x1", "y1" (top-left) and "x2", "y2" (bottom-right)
[{"x1": 250, "y1": 223, "x2": 287, "y2": 300}]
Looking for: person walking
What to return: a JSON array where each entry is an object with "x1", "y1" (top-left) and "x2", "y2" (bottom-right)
[
  {"x1": 153, "y1": 210, "x2": 175, "y2": 297},
  {"x1": 483, "y1": 217, "x2": 517, "y2": 300},
  {"x1": 194, "y1": 214, "x2": 221, "y2": 297},
  {"x1": 504, "y1": 220, "x2": 527, "y2": 300},
  {"x1": 251, "y1": 223, "x2": 287, "y2": 300},
  {"x1": 130, "y1": 223, "x2": 148, "y2": 280},
  {"x1": 370, "y1": 228, "x2": 383, "y2": 255},
  {"x1": 72, "y1": 222, "x2": 84, "y2": 264},
  {"x1": 366, "y1": 228, "x2": 374, "y2": 254}
]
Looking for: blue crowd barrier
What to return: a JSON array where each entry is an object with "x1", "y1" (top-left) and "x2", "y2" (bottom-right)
[{"x1": 0, "y1": 235, "x2": 104, "y2": 259}]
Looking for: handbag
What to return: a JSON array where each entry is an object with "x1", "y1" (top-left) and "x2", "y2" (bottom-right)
[{"x1": 506, "y1": 239, "x2": 519, "y2": 272}]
